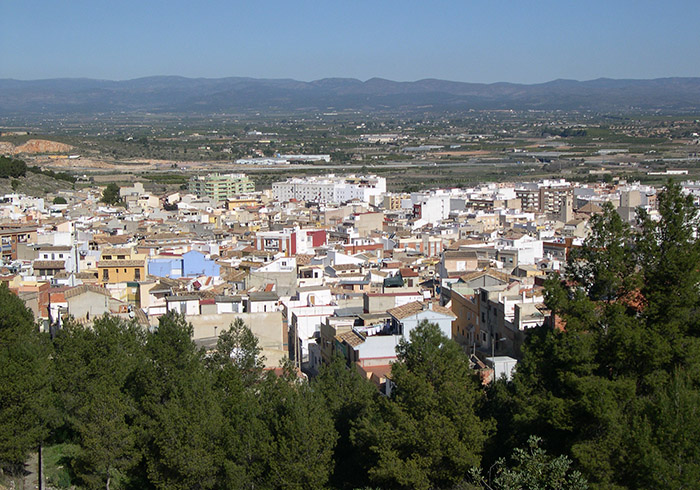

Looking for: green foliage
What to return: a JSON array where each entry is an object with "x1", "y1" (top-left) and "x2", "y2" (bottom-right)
[
  {"x1": 499, "y1": 182, "x2": 700, "y2": 489},
  {"x1": 0, "y1": 285, "x2": 51, "y2": 473},
  {"x1": 53, "y1": 196, "x2": 68, "y2": 204},
  {"x1": 28, "y1": 166, "x2": 77, "y2": 183},
  {"x1": 141, "y1": 173, "x2": 188, "y2": 185},
  {"x1": 353, "y1": 321, "x2": 490, "y2": 490},
  {"x1": 257, "y1": 372, "x2": 337, "y2": 489},
  {"x1": 476, "y1": 436, "x2": 588, "y2": 490},
  {"x1": 541, "y1": 127, "x2": 588, "y2": 138},
  {"x1": 314, "y1": 356, "x2": 378, "y2": 489},
  {"x1": 43, "y1": 443, "x2": 79, "y2": 489},
  {"x1": 626, "y1": 369, "x2": 700, "y2": 488},
  {"x1": 52, "y1": 315, "x2": 145, "y2": 489},
  {"x1": 135, "y1": 312, "x2": 223, "y2": 490},
  {"x1": 0, "y1": 155, "x2": 27, "y2": 178},
  {"x1": 566, "y1": 201, "x2": 638, "y2": 302},
  {"x1": 101, "y1": 183, "x2": 122, "y2": 205},
  {"x1": 637, "y1": 181, "x2": 700, "y2": 337},
  {"x1": 208, "y1": 318, "x2": 270, "y2": 488},
  {"x1": 208, "y1": 317, "x2": 265, "y2": 386}
]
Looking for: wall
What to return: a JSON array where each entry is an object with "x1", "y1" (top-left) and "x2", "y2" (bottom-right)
[
  {"x1": 183, "y1": 250, "x2": 220, "y2": 277},
  {"x1": 403, "y1": 310, "x2": 454, "y2": 339},
  {"x1": 356, "y1": 334, "x2": 402, "y2": 361},
  {"x1": 67, "y1": 291, "x2": 111, "y2": 319},
  {"x1": 148, "y1": 258, "x2": 182, "y2": 278},
  {"x1": 188, "y1": 312, "x2": 286, "y2": 368}
]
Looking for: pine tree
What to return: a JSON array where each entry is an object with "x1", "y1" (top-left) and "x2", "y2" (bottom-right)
[
  {"x1": 134, "y1": 312, "x2": 223, "y2": 490},
  {"x1": 0, "y1": 285, "x2": 51, "y2": 474},
  {"x1": 314, "y1": 355, "x2": 378, "y2": 489},
  {"x1": 52, "y1": 315, "x2": 145, "y2": 489},
  {"x1": 353, "y1": 321, "x2": 490, "y2": 490}
]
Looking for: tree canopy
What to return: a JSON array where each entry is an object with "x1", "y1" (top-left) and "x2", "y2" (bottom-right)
[
  {"x1": 101, "y1": 183, "x2": 122, "y2": 206},
  {"x1": 0, "y1": 285, "x2": 51, "y2": 475},
  {"x1": 0, "y1": 156, "x2": 27, "y2": 179},
  {"x1": 490, "y1": 182, "x2": 700, "y2": 489}
]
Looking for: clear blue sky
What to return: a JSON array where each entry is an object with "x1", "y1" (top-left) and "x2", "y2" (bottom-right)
[{"x1": 2, "y1": 0, "x2": 699, "y2": 83}]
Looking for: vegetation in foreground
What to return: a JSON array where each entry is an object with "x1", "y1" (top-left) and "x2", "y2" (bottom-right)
[{"x1": 2, "y1": 183, "x2": 700, "y2": 489}]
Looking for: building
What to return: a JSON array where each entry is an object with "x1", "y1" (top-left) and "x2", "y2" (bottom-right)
[
  {"x1": 272, "y1": 174, "x2": 386, "y2": 204},
  {"x1": 254, "y1": 228, "x2": 327, "y2": 256},
  {"x1": 515, "y1": 181, "x2": 573, "y2": 216},
  {"x1": 148, "y1": 250, "x2": 220, "y2": 279},
  {"x1": 332, "y1": 301, "x2": 456, "y2": 386},
  {"x1": 0, "y1": 225, "x2": 37, "y2": 261},
  {"x1": 97, "y1": 248, "x2": 146, "y2": 284},
  {"x1": 188, "y1": 173, "x2": 255, "y2": 200}
]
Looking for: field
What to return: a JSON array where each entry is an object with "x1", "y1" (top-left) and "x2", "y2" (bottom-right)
[{"x1": 2, "y1": 110, "x2": 700, "y2": 196}]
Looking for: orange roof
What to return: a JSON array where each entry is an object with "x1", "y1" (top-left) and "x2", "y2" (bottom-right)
[{"x1": 50, "y1": 292, "x2": 66, "y2": 303}]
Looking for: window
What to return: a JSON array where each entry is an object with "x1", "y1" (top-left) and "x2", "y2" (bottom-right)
[
  {"x1": 103, "y1": 269, "x2": 109, "y2": 281},
  {"x1": 135, "y1": 269, "x2": 141, "y2": 280}
]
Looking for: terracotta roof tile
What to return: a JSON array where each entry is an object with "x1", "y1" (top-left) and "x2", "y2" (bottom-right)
[
  {"x1": 33, "y1": 260, "x2": 65, "y2": 269},
  {"x1": 295, "y1": 254, "x2": 314, "y2": 266},
  {"x1": 64, "y1": 284, "x2": 111, "y2": 299},
  {"x1": 387, "y1": 301, "x2": 456, "y2": 320},
  {"x1": 337, "y1": 330, "x2": 365, "y2": 348}
]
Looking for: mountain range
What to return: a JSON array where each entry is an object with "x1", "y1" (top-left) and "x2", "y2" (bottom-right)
[{"x1": 1, "y1": 76, "x2": 700, "y2": 115}]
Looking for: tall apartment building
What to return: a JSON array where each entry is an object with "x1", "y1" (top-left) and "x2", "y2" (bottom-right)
[
  {"x1": 515, "y1": 187, "x2": 540, "y2": 212},
  {"x1": 272, "y1": 174, "x2": 386, "y2": 204},
  {"x1": 540, "y1": 185, "x2": 573, "y2": 216},
  {"x1": 188, "y1": 173, "x2": 255, "y2": 200},
  {"x1": 515, "y1": 181, "x2": 573, "y2": 215}
]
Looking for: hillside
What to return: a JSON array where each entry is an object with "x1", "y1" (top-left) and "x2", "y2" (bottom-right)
[
  {"x1": 0, "y1": 139, "x2": 74, "y2": 155},
  {"x1": 0, "y1": 171, "x2": 74, "y2": 197}
]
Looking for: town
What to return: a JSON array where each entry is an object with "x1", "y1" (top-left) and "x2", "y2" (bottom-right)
[
  {"x1": 4, "y1": 0, "x2": 700, "y2": 487},
  {"x1": 1, "y1": 169, "x2": 676, "y2": 384},
  {"x1": 5, "y1": 116, "x2": 700, "y2": 488}
]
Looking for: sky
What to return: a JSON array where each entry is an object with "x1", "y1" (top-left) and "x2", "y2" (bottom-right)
[{"x1": 1, "y1": 0, "x2": 699, "y2": 84}]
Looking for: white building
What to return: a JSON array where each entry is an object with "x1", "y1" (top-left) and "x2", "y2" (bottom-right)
[
  {"x1": 410, "y1": 192, "x2": 451, "y2": 225},
  {"x1": 272, "y1": 174, "x2": 386, "y2": 204}
]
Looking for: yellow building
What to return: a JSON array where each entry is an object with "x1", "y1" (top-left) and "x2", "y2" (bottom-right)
[
  {"x1": 97, "y1": 248, "x2": 146, "y2": 284},
  {"x1": 98, "y1": 259, "x2": 146, "y2": 284},
  {"x1": 227, "y1": 197, "x2": 259, "y2": 210}
]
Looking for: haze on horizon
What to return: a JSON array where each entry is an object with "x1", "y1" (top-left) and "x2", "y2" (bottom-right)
[{"x1": 1, "y1": 0, "x2": 699, "y2": 84}]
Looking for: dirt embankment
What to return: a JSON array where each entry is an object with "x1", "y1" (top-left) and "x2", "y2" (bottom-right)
[{"x1": 0, "y1": 139, "x2": 74, "y2": 155}]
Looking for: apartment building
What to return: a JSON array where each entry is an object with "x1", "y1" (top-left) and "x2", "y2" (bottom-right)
[
  {"x1": 272, "y1": 174, "x2": 386, "y2": 204},
  {"x1": 188, "y1": 173, "x2": 255, "y2": 200}
]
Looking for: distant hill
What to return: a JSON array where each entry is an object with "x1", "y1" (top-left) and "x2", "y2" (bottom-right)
[{"x1": 2, "y1": 76, "x2": 700, "y2": 115}]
